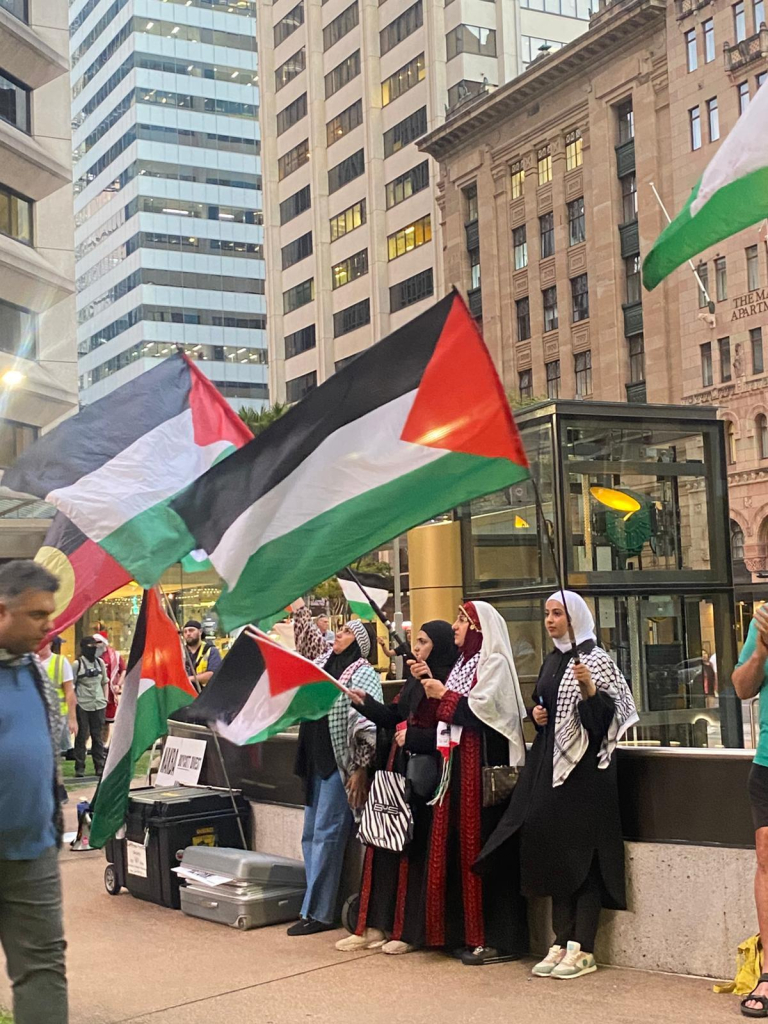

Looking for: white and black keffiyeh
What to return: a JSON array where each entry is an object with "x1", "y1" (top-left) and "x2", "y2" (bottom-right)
[{"x1": 445, "y1": 652, "x2": 481, "y2": 695}]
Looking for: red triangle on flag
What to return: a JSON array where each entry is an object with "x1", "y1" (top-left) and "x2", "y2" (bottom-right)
[
  {"x1": 142, "y1": 589, "x2": 198, "y2": 697},
  {"x1": 255, "y1": 633, "x2": 337, "y2": 698},
  {"x1": 400, "y1": 294, "x2": 529, "y2": 467}
]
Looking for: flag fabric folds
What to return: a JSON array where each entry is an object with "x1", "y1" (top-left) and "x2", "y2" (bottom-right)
[
  {"x1": 165, "y1": 292, "x2": 530, "y2": 630},
  {"x1": 336, "y1": 570, "x2": 391, "y2": 621},
  {"x1": 89, "y1": 589, "x2": 197, "y2": 848}
]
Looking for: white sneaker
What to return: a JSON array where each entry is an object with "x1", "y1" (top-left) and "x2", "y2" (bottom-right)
[
  {"x1": 382, "y1": 940, "x2": 416, "y2": 955},
  {"x1": 531, "y1": 944, "x2": 565, "y2": 977},
  {"x1": 334, "y1": 928, "x2": 386, "y2": 951},
  {"x1": 550, "y1": 941, "x2": 597, "y2": 979}
]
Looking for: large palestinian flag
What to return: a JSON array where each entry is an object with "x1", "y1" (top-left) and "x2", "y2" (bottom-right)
[
  {"x1": 184, "y1": 628, "x2": 342, "y2": 745},
  {"x1": 166, "y1": 292, "x2": 530, "y2": 629},
  {"x1": 5, "y1": 354, "x2": 252, "y2": 587},
  {"x1": 89, "y1": 589, "x2": 197, "y2": 848}
]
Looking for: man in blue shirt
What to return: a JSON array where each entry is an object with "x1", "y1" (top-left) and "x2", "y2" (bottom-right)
[{"x1": 0, "y1": 560, "x2": 67, "y2": 1024}]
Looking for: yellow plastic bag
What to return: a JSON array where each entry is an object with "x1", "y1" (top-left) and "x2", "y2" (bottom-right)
[{"x1": 714, "y1": 934, "x2": 763, "y2": 995}]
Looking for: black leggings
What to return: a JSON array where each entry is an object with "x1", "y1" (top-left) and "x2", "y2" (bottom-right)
[{"x1": 551, "y1": 859, "x2": 603, "y2": 953}]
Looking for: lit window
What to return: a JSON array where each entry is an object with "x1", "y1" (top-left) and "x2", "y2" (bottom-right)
[{"x1": 565, "y1": 130, "x2": 582, "y2": 170}]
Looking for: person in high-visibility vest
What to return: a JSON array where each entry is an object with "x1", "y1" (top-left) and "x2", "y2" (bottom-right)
[
  {"x1": 39, "y1": 637, "x2": 77, "y2": 756},
  {"x1": 182, "y1": 620, "x2": 222, "y2": 688}
]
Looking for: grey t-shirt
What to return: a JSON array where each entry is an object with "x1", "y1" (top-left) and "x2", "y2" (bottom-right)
[{"x1": 73, "y1": 656, "x2": 108, "y2": 712}]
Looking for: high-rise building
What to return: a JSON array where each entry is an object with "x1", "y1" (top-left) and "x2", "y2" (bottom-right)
[
  {"x1": 258, "y1": 0, "x2": 591, "y2": 402},
  {"x1": 0, "y1": 0, "x2": 78, "y2": 555},
  {"x1": 70, "y1": 0, "x2": 268, "y2": 411}
]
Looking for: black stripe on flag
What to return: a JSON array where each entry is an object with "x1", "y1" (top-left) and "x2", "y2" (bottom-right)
[
  {"x1": 3, "y1": 354, "x2": 192, "y2": 498},
  {"x1": 182, "y1": 632, "x2": 265, "y2": 726},
  {"x1": 170, "y1": 292, "x2": 455, "y2": 553},
  {"x1": 125, "y1": 590, "x2": 149, "y2": 676}
]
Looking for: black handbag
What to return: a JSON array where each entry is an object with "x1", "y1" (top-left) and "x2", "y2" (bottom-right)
[
  {"x1": 405, "y1": 752, "x2": 440, "y2": 801},
  {"x1": 481, "y1": 732, "x2": 519, "y2": 808}
]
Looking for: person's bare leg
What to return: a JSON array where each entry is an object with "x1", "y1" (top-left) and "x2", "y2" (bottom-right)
[{"x1": 745, "y1": 827, "x2": 768, "y2": 1011}]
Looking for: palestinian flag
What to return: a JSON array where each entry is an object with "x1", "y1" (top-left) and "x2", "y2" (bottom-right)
[
  {"x1": 36, "y1": 512, "x2": 132, "y2": 635},
  {"x1": 89, "y1": 589, "x2": 197, "y2": 848},
  {"x1": 4, "y1": 354, "x2": 252, "y2": 587},
  {"x1": 337, "y1": 570, "x2": 390, "y2": 621},
  {"x1": 165, "y1": 292, "x2": 530, "y2": 630},
  {"x1": 184, "y1": 628, "x2": 342, "y2": 746},
  {"x1": 644, "y1": 80, "x2": 768, "y2": 290}
]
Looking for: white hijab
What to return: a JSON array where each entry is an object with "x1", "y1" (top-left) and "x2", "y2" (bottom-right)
[
  {"x1": 466, "y1": 601, "x2": 527, "y2": 768},
  {"x1": 547, "y1": 590, "x2": 596, "y2": 652}
]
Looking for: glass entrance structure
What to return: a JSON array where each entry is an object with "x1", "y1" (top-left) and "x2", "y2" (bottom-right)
[{"x1": 459, "y1": 400, "x2": 740, "y2": 748}]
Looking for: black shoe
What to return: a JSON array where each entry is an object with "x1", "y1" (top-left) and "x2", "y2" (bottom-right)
[
  {"x1": 460, "y1": 946, "x2": 521, "y2": 966},
  {"x1": 75, "y1": 771, "x2": 85, "y2": 778},
  {"x1": 286, "y1": 917, "x2": 336, "y2": 936},
  {"x1": 65, "y1": 749, "x2": 76, "y2": 761}
]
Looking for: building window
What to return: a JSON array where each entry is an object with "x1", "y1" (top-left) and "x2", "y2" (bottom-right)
[
  {"x1": 734, "y1": 0, "x2": 747, "y2": 41},
  {"x1": 758, "y1": 71, "x2": 767, "y2": 87},
  {"x1": 386, "y1": 161, "x2": 430, "y2": 209},
  {"x1": 330, "y1": 198, "x2": 366, "y2": 241},
  {"x1": 513, "y1": 225, "x2": 527, "y2": 269},
  {"x1": 0, "y1": 184, "x2": 32, "y2": 245},
  {"x1": 325, "y1": 50, "x2": 361, "y2": 97},
  {"x1": 390, "y1": 267, "x2": 433, "y2": 312},
  {"x1": 332, "y1": 248, "x2": 368, "y2": 288},
  {"x1": 629, "y1": 334, "x2": 645, "y2": 383},
  {"x1": 275, "y1": 48, "x2": 306, "y2": 90},
  {"x1": 756, "y1": 0, "x2": 766, "y2": 29},
  {"x1": 510, "y1": 162, "x2": 525, "y2": 199},
  {"x1": 750, "y1": 328, "x2": 766, "y2": 379},
  {"x1": 738, "y1": 81, "x2": 751, "y2": 114},
  {"x1": 719, "y1": 336, "x2": 732, "y2": 381},
  {"x1": 323, "y1": 1, "x2": 359, "y2": 50},
  {"x1": 685, "y1": 28, "x2": 698, "y2": 71},
  {"x1": 568, "y1": 197, "x2": 585, "y2": 245},
  {"x1": 715, "y1": 256, "x2": 727, "y2": 300},
  {"x1": 383, "y1": 106, "x2": 427, "y2": 157},
  {"x1": 447, "y1": 80, "x2": 485, "y2": 108},
  {"x1": 546, "y1": 359, "x2": 561, "y2": 399},
  {"x1": 543, "y1": 286, "x2": 558, "y2": 332},
  {"x1": 468, "y1": 247, "x2": 481, "y2": 290},
  {"x1": 277, "y1": 93, "x2": 308, "y2": 136},
  {"x1": 387, "y1": 214, "x2": 431, "y2": 260},
  {"x1": 731, "y1": 519, "x2": 746, "y2": 560},
  {"x1": 565, "y1": 130, "x2": 583, "y2": 170},
  {"x1": 625, "y1": 255, "x2": 642, "y2": 304},
  {"x1": 284, "y1": 323, "x2": 316, "y2": 360},
  {"x1": 0, "y1": 297, "x2": 36, "y2": 358},
  {"x1": 278, "y1": 138, "x2": 310, "y2": 181},
  {"x1": 703, "y1": 18, "x2": 715, "y2": 61},
  {"x1": 283, "y1": 278, "x2": 314, "y2": 314},
  {"x1": 0, "y1": 70, "x2": 29, "y2": 132},
  {"x1": 516, "y1": 297, "x2": 531, "y2": 341},
  {"x1": 328, "y1": 148, "x2": 365, "y2": 193},
  {"x1": 706, "y1": 97, "x2": 720, "y2": 141},
  {"x1": 281, "y1": 231, "x2": 313, "y2": 270},
  {"x1": 274, "y1": 2, "x2": 304, "y2": 46},
  {"x1": 759, "y1": 414, "x2": 768, "y2": 458},
  {"x1": 701, "y1": 342, "x2": 713, "y2": 386},
  {"x1": 519, "y1": 369, "x2": 533, "y2": 400},
  {"x1": 571, "y1": 273, "x2": 589, "y2": 322},
  {"x1": 464, "y1": 184, "x2": 478, "y2": 224},
  {"x1": 575, "y1": 350, "x2": 592, "y2": 398},
  {"x1": 537, "y1": 146, "x2": 553, "y2": 185},
  {"x1": 697, "y1": 262, "x2": 709, "y2": 307},
  {"x1": 617, "y1": 99, "x2": 634, "y2": 143},
  {"x1": 334, "y1": 298, "x2": 371, "y2": 337},
  {"x1": 326, "y1": 99, "x2": 363, "y2": 147},
  {"x1": 726, "y1": 421, "x2": 737, "y2": 464},
  {"x1": 690, "y1": 106, "x2": 702, "y2": 150},
  {"x1": 539, "y1": 212, "x2": 555, "y2": 259},
  {"x1": 446, "y1": 24, "x2": 497, "y2": 59},
  {"x1": 747, "y1": 244, "x2": 760, "y2": 290},
  {"x1": 280, "y1": 184, "x2": 311, "y2": 225},
  {"x1": 286, "y1": 371, "x2": 317, "y2": 404},
  {"x1": 621, "y1": 173, "x2": 638, "y2": 223},
  {"x1": 381, "y1": 0, "x2": 423, "y2": 55},
  {"x1": 381, "y1": 53, "x2": 425, "y2": 106}
]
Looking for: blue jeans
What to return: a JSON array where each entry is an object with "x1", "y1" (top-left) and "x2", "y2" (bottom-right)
[{"x1": 301, "y1": 771, "x2": 352, "y2": 924}]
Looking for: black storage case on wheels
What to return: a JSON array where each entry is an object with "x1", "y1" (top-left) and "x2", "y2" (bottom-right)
[{"x1": 103, "y1": 786, "x2": 249, "y2": 909}]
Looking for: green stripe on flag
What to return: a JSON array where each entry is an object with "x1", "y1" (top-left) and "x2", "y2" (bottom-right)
[{"x1": 238, "y1": 681, "x2": 342, "y2": 745}]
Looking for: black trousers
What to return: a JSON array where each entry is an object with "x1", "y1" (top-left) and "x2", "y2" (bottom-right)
[
  {"x1": 551, "y1": 859, "x2": 603, "y2": 953},
  {"x1": 74, "y1": 706, "x2": 106, "y2": 775}
]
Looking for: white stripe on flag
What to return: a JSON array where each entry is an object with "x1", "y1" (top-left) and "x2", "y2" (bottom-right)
[{"x1": 214, "y1": 669, "x2": 296, "y2": 745}]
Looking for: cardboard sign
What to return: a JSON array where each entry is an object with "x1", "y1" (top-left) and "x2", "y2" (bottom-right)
[{"x1": 155, "y1": 736, "x2": 208, "y2": 788}]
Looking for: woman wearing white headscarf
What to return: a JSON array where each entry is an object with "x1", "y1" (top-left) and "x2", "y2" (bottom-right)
[{"x1": 476, "y1": 591, "x2": 638, "y2": 980}]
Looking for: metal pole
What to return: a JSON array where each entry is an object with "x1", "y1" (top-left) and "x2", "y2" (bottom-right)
[
  {"x1": 392, "y1": 538, "x2": 404, "y2": 677},
  {"x1": 531, "y1": 477, "x2": 580, "y2": 663},
  {"x1": 211, "y1": 729, "x2": 248, "y2": 850},
  {"x1": 649, "y1": 181, "x2": 714, "y2": 309},
  {"x1": 344, "y1": 566, "x2": 409, "y2": 656}
]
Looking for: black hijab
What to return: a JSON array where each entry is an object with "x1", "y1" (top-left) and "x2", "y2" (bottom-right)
[
  {"x1": 421, "y1": 620, "x2": 459, "y2": 682},
  {"x1": 322, "y1": 640, "x2": 362, "y2": 681}
]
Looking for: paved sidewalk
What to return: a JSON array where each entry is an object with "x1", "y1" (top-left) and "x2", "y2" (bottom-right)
[{"x1": 0, "y1": 793, "x2": 744, "y2": 1023}]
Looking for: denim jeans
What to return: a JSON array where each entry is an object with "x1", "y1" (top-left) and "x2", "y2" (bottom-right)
[
  {"x1": 0, "y1": 846, "x2": 68, "y2": 1024},
  {"x1": 300, "y1": 771, "x2": 352, "y2": 925}
]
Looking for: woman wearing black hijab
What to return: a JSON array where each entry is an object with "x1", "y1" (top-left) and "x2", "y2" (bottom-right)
[{"x1": 336, "y1": 621, "x2": 459, "y2": 955}]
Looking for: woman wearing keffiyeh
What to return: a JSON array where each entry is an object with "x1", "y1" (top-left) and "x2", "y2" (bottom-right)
[{"x1": 477, "y1": 590, "x2": 638, "y2": 981}]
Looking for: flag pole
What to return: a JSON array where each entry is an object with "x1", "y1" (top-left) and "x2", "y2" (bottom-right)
[
  {"x1": 344, "y1": 566, "x2": 410, "y2": 657},
  {"x1": 531, "y1": 478, "x2": 580, "y2": 663},
  {"x1": 649, "y1": 181, "x2": 715, "y2": 312}
]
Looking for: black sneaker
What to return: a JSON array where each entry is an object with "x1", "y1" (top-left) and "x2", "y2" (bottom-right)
[
  {"x1": 460, "y1": 946, "x2": 521, "y2": 966},
  {"x1": 75, "y1": 771, "x2": 85, "y2": 778},
  {"x1": 286, "y1": 917, "x2": 336, "y2": 936}
]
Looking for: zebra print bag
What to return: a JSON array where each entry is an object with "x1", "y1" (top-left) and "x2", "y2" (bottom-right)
[{"x1": 357, "y1": 771, "x2": 414, "y2": 852}]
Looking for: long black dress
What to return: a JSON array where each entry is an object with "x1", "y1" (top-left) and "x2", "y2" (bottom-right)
[{"x1": 477, "y1": 640, "x2": 627, "y2": 911}]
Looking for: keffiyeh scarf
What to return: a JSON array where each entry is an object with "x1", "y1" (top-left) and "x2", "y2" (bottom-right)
[{"x1": 430, "y1": 652, "x2": 481, "y2": 805}]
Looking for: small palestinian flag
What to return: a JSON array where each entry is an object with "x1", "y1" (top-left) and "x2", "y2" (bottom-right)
[
  {"x1": 163, "y1": 292, "x2": 530, "y2": 629},
  {"x1": 337, "y1": 571, "x2": 390, "y2": 621},
  {"x1": 184, "y1": 628, "x2": 342, "y2": 746},
  {"x1": 36, "y1": 513, "x2": 131, "y2": 636},
  {"x1": 4, "y1": 354, "x2": 252, "y2": 587},
  {"x1": 89, "y1": 589, "x2": 197, "y2": 848}
]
